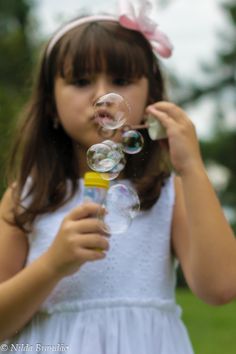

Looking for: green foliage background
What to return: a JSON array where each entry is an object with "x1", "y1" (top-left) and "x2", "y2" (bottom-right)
[
  {"x1": 0, "y1": 0, "x2": 35, "y2": 196},
  {"x1": 177, "y1": 289, "x2": 236, "y2": 354}
]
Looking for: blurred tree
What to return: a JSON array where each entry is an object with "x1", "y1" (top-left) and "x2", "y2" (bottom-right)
[
  {"x1": 0, "y1": 0, "x2": 35, "y2": 197},
  {"x1": 176, "y1": 1, "x2": 236, "y2": 108},
  {"x1": 173, "y1": 0, "x2": 236, "y2": 233}
]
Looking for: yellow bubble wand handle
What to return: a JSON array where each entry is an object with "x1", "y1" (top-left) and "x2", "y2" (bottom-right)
[{"x1": 83, "y1": 172, "x2": 109, "y2": 252}]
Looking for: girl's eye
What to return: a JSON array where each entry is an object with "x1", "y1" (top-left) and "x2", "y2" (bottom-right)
[
  {"x1": 72, "y1": 78, "x2": 91, "y2": 87},
  {"x1": 112, "y1": 78, "x2": 132, "y2": 86}
]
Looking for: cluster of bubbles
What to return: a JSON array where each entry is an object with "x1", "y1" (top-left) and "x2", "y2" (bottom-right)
[
  {"x1": 86, "y1": 92, "x2": 144, "y2": 234},
  {"x1": 87, "y1": 93, "x2": 144, "y2": 179}
]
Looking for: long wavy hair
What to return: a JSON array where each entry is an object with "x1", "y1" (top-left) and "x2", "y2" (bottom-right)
[{"x1": 8, "y1": 19, "x2": 172, "y2": 231}]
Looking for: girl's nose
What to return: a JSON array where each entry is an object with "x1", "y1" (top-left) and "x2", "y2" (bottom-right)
[{"x1": 92, "y1": 77, "x2": 110, "y2": 104}]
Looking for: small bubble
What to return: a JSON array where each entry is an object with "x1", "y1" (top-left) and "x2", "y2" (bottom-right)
[{"x1": 122, "y1": 130, "x2": 144, "y2": 154}]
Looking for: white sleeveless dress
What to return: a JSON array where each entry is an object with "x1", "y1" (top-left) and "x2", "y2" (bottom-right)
[{"x1": 3, "y1": 176, "x2": 194, "y2": 354}]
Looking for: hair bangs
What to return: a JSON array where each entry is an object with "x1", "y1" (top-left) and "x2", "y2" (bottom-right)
[{"x1": 55, "y1": 21, "x2": 152, "y2": 81}]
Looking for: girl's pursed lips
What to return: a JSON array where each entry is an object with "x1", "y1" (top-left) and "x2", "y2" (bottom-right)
[{"x1": 93, "y1": 109, "x2": 113, "y2": 122}]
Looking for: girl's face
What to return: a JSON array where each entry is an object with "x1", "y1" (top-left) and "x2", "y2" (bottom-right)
[{"x1": 54, "y1": 72, "x2": 149, "y2": 149}]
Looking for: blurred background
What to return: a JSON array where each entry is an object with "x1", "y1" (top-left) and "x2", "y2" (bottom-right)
[{"x1": 0, "y1": 0, "x2": 235, "y2": 352}]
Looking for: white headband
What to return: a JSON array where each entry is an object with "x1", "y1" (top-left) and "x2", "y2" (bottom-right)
[
  {"x1": 46, "y1": 15, "x2": 117, "y2": 57},
  {"x1": 46, "y1": 0, "x2": 173, "y2": 59}
]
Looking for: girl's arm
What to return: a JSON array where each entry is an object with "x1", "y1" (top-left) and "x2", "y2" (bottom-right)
[
  {"x1": 0, "y1": 188, "x2": 63, "y2": 341},
  {"x1": 172, "y1": 174, "x2": 236, "y2": 305},
  {"x1": 0, "y1": 188, "x2": 109, "y2": 341},
  {"x1": 146, "y1": 102, "x2": 236, "y2": 305}
]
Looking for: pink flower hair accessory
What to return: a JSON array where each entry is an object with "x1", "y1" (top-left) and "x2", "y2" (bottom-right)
[{"x1": 118, "y1": 0, "x2": 173, "y2": 58}]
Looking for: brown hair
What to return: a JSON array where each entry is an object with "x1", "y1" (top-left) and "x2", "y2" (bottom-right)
[{"x1": 8, "y1": 19, "x2": 171, "y2": 231}]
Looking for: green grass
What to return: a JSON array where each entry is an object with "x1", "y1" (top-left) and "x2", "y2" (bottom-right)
[{"x1": 176, "y1": 288, "x2": 236, "y2": 354}]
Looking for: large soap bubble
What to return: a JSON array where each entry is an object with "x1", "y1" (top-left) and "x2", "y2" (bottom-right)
[
  {"x1": 94, "y1": 93, "x2": 130, "y2": 130},
  {"x1": 99, "y1": 183, "x2": 140, "y2": 234}
]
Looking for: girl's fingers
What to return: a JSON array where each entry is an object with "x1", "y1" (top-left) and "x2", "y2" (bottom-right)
[
  {"x1": 78, "y1": 233, "x2": 110, "y2": 251},
  {"x1": 147, "y1": 101, "x2": 188, "y2": 123},
  {"x1": 66, "y1": 203, "x2": 105, "y2": 222},
  {"x1": 74, "y1": 218, "x2": 110, "y2": 236},
  {"x1": 146, "y1": 106, "x2": 176, "y2": 129},
  {"x1": 147, "y1": 107, "x2": 179, "y2": 136},
  {"x1": 76, "y1": 248, "x2": 107, "y2": 262}
]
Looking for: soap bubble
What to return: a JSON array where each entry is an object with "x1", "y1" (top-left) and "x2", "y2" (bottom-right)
[
  {"x1": 102, "y1": 139, "x2": 121, "y2": 150},
  {"x1": 87, "y1": 142, "x2": 120, "y2": 172},
  {"x1": 110, "y1": 155, "x2": 126, "y2": 173},
  {"x1": 98, "y1": 205, "x2": 131, "y2": 234},
  {"x1": 99, "y1": 172, "x2": 120, "y2": 181},
  {"x1": 99, "y1": 183, "x2": 140, "y2": 234},
  {"x1": 121, "y1": 124, "x2": 132, "y2": 132},
  {"x1": 94, "y1": 93, "x2": 130, "y2": 130},
  {"x1": 98, "y1": 126, "x2": 116, "y2": 139},
  {"x1": 100, "y1": 156, "x2": 126, "y2": 181},
  {"x1": 103, "y1": 140, "x2": 124, "y2": 159},
  {"x1": 106, "y1": 184, "x2": 140, "y2": 219},
  {"x1": 121, "y1": 130, "x2": 144, "y2": 154}
]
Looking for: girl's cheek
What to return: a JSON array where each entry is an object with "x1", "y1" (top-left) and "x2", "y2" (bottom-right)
[{"x1": 128, "y1": 108, "x2": 145, "y2": 126}]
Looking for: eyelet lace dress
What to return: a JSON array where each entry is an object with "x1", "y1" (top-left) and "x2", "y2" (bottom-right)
[{"x1": 3, "y1": 176, "x2": 194, "y2": 354}]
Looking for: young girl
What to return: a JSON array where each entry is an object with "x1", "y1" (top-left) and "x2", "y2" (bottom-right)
[{"x1": 0, "y1": 1, "x2": 235, "y2": 353}]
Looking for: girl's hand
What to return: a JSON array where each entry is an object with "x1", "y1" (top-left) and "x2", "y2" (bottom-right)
[
  {"x1": 146, "y1": 101, "x2": 204, "y2": 176},
  {"x1": 43, "y1": 202, "x2": 110, "y2": 278}
]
